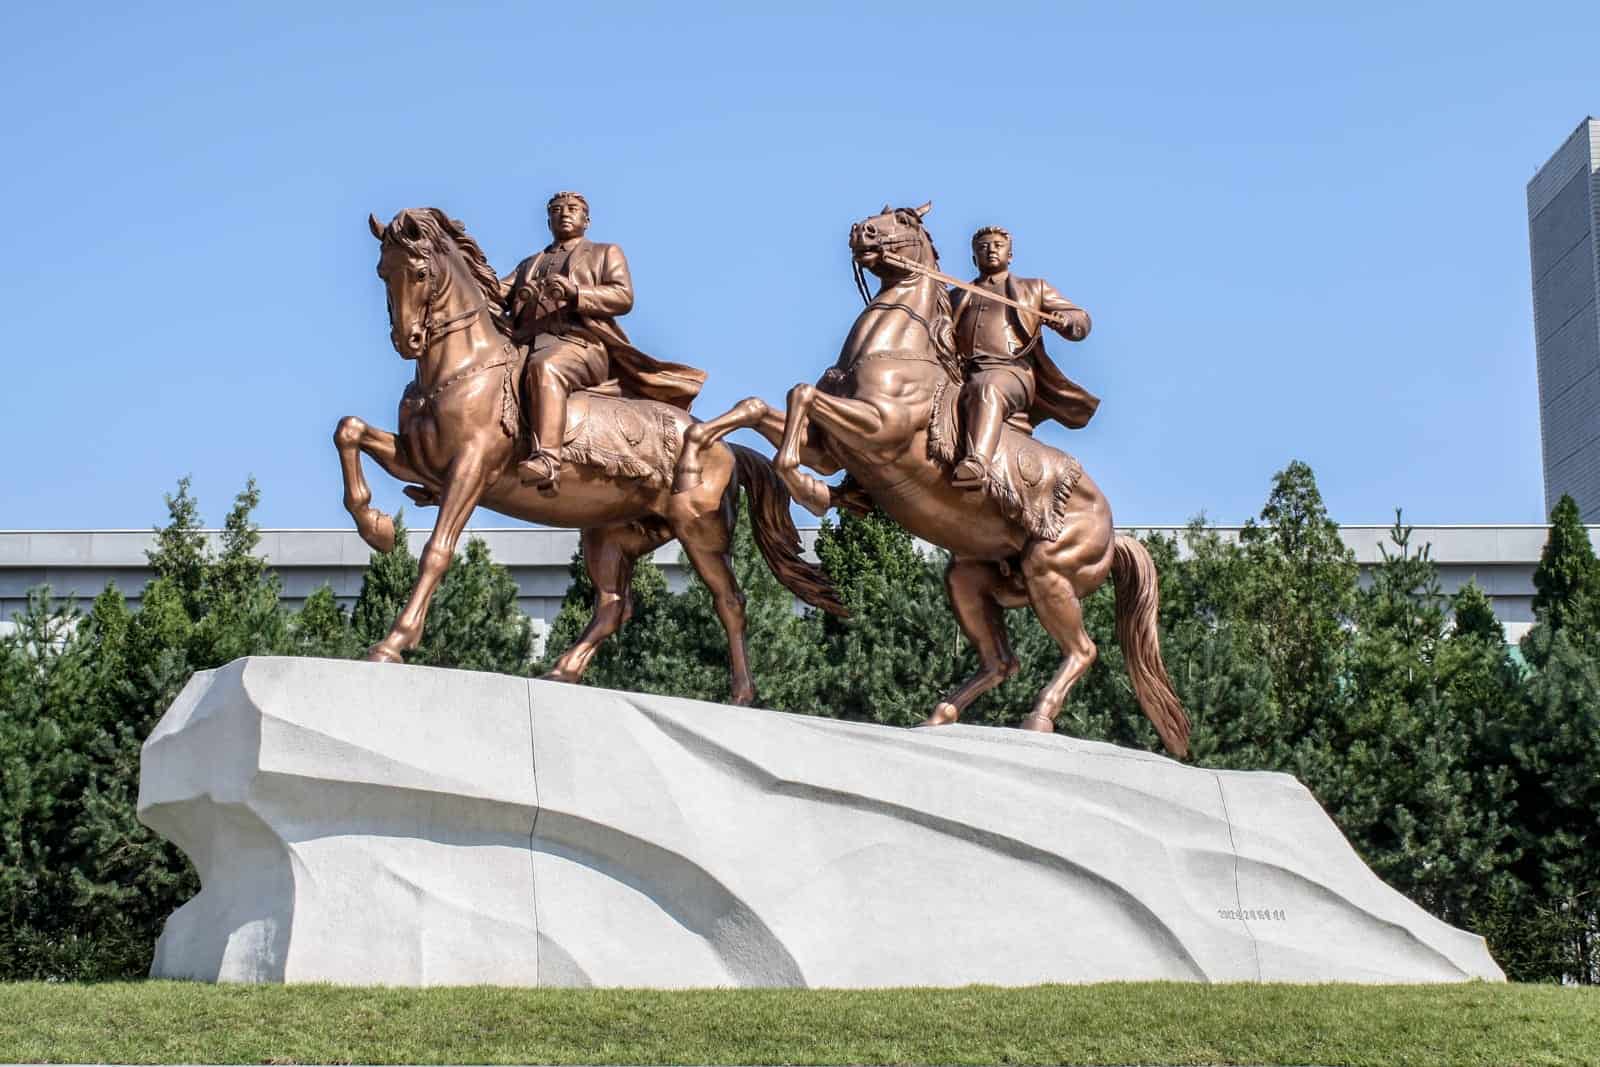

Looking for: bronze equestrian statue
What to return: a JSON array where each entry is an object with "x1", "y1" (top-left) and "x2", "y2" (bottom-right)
[
  {"x1": 499, "y1": 191, "x2": 705, "y2": 494},
  {"x1": 678, "y1": 202, "x2": 1191, "y2": 756},
  {"x1": 949, "y1": 225, "x2": 1097, "y2": 490},
  {"x1": 335, "y1": 207, "x2": 842, "y2": 704}
]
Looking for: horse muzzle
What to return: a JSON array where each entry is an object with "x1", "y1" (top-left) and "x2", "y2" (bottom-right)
[{"x1": 392, "y1": 324, "x2": 425, "y2": 360}]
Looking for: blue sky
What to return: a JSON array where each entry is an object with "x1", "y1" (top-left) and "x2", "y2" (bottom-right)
[{"x1": 0, "y1": 2, "x2": 1592, "y2": 530}]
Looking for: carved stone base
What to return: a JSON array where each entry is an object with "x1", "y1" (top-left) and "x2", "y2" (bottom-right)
[{"x1": 138, "y1": 658, "x2": 1503, "y2": 986}]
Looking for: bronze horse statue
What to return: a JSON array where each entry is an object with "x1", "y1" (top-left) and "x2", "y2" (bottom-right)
[
  {"x1": 679, "y1": 203, "x2": 1191, "y2": 756},
  {"x1": 336, "y1": 207, "x2": 842, "y2": 702}
]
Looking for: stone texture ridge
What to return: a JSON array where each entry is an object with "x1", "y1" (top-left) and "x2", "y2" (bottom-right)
[{"x1": 138, "y1": 657, "x2": 1504, "y2": 986}]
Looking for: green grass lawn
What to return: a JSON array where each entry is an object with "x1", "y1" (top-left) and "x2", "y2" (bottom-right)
[{"x1": 0, "y1": 981, "x2": 1596, "y2": 1066}]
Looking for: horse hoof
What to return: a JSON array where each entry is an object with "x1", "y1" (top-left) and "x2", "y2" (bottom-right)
[
  {"x1": 729, "y1": 687, "x2": 757, "y2": 707},
  {"x1": 1019, "y1": 713, "x2": 1055, "y2": 733},
  {"x1": 365, "y1": 644, "x2": 402, "y2": 664},
  {"x1": 359, "y1": 510, "x2": 396, "y2": 554},
  {"x1": 540, "y1": 669, "x2": 578, "y2": 685},
  {"x1": 917, "y1": 703, "x2": 960, "y2": 727},
  {"x1": 402, "y1": 484, "x2": 438, "y2": 508}
]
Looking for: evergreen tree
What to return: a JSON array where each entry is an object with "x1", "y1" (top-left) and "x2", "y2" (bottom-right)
[
  {"x1": 1513, "y1": 624, "x2": 1600, "y2": 982},
  {"x1": 537, "y1": 542, "x2": 678, "y2": 691},
  {"x1": 146, "y1": 476, "x2": 208, "y2": 615},
  {"x1": 190, "y1": 479, "x2": 287, "y2": 664},
  {"x1": 814, "y1": 507, "x2": 926, "y2": 619},
  {"x1": 288, "y1": 585, "x2": 362, "y2": 659},
  {"x1": 411, "y1": 538, "x2": 535, "y2": 675},
  {"x1": 1530, "y1": 494, "x2": 1600, "y2": 649},
  {"x1": 1451, "y1": 579, "x2": 1504, "y2": 643},
  {"x1": 809, "y1": 509, "x2": 964, "y2": 726},
  {"x1": 1157, "y1": 522, "x2": 1286, "y2": 769},
  {"x1": 351, "y1": 511, "x2": 419, "y2": 649},
  {"x1": 1312, "y1": 516, "x2": 1517, "y2": 931},
  {"x1": 1237, "y1": 460, "x2": 1358, "y2": 738}
]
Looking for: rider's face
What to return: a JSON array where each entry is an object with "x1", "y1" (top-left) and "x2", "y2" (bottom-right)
[
  {"x1": 547, "y1": 199, "x2": 589, "y2": 241},
  {"x1": 973, "y1": 234, "x2": 1012, "y2": 275}
]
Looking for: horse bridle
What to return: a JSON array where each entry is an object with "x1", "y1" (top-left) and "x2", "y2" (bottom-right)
[
  {"x1": 411, "y1": 254, "x2": 488, "y2": 355},
  {"x1": 851, "y1": 217, "x2": 928, "y2": 307}
]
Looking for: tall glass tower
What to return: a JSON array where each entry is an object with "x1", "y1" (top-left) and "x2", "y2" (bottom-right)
[{"x1": 1529, "y1": 117, "x2": 1600, "y2": 519}]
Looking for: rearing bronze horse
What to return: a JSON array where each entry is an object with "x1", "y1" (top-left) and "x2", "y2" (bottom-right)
[
  {"x1": 680, "y1": 203, "x2": 1190, "y2": 755},
  {"x1": 336, "y1": 208, "x2": 842, "y2": 702}
]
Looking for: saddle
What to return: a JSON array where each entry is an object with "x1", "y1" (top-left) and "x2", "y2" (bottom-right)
[
  {"x1": 555, "y1": 387, "x2": 682, "y2": 490},
  {"x1": 927, "y1": 376, "x2": 1084, "y2": 542}
]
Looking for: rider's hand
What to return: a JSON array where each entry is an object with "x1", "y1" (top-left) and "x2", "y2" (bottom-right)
[{"x1": 545, "y1": 275, "x2": 578, "y2": 304}]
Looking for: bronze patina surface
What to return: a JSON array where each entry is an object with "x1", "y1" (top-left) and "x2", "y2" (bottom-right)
[
  {"x1": 680, "y1": 203, "x2": 1191, "y2": 755},
  {"x1": 336, "y1": 206, "x2": 841, "y2": 704}
]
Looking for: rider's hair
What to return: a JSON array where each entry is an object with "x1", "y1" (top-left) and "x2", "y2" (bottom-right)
[
  {"x1": 972, "y1": 226, "x2": 1011, "y2": 246},
  {"x1": 547, "y1": 191, "x2": 590, "y2": 214}
]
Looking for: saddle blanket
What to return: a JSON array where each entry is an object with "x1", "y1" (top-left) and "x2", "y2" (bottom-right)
[{"x1": 928, "y1": 376, "x2": 1084, "y2": 542}]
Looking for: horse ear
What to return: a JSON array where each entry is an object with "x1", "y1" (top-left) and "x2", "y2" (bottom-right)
[
  {"x1": 368, "y1": 213, "x2": 385, "y2": 240},
  {"x1": 913, "y1": 201, "x2": 933, "y2": 218},
  {"x1": 881, "y1": 202, "x2": 892, "y2": 214},
  {"x1": 400, "y1": 213, "x2": 421, "y2": 239}
]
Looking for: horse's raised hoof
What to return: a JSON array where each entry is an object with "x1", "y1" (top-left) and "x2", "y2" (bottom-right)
[
  {"x1": 357, "y1": 509, "x2": 396, "y2": 554},
  {"x1": 918, "y1": 702, "x2": 960, "y2": 727},
  {"x1": 540, "y1": 668, "x2": 579, "y2": 685},
  {"x1": 365, "y1": 643, "x2": 403, "y2": 664},
  {"x1": 402, "y1": 484, "x2": 438, "y2": 508},
  {"x1": 1019, "y1": 712, "x2": 1055, "y2": 733},
  {"x1": 729, "y1": 684, "x2": 757, "y2": 707}
]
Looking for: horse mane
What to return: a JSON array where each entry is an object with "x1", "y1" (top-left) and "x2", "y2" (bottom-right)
[
  {"x1": 386, "y1": 208, "x2": 505, "y2": 313},
  {"x1": 892, "y1": 207, "x2": 957, "y2": 364}
]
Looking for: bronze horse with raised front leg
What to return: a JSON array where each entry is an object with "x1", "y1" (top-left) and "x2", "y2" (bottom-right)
[
  {"x1": 336, "y1": 208, "x2": 843, "y2": 703},
  {"x1": 679, "y1": 203, "x2": 1190, "y2": 755}
]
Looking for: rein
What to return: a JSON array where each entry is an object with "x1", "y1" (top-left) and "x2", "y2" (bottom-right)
[{"x1": 404, "y1": 248, "x2": 518, "y2": 415}]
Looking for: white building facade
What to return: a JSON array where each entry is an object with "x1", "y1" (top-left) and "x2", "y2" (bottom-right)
[{"x1": 0, "y1": 524, "x2": 1555, "y2": 644}]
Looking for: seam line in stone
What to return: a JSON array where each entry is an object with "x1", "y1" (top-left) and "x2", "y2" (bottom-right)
[
  {"x1": 526, "y1": 678, "x2": 542, "y2": 975},
  {"x1": 1213, "y1": 769, "x2": 1261, "y2": 981}
]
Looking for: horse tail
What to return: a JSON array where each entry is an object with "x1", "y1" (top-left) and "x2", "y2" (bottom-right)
[
  {"x1": 1111, "y1": 534, "x2": 1190, "y2": 758},
  {"x1": 731, "y1": 444, "x2": 848, "y2": 617}
]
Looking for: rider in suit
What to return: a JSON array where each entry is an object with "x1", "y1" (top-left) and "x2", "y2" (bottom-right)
[
  {"x1": 500, "y1": 191, "x2": 706, "y2": 492},
  {"x1": 949, "y1": 226, "x2": 1098, "y2": 490}
]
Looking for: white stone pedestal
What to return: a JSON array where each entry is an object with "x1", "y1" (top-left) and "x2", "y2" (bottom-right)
[{"x1": 138, "y1": 657, "x2": 1503, "y2": 986}]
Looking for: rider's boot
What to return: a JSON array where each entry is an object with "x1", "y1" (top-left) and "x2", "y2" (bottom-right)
[
  {"x1": 518, "y1": 360, "x2": 570, "y2": 494},
  {"x1": 518, "y1": 447, "x2": 562, "y2": 494},
  {"x1": 953, "y1": 383, "x2": 1006, "y2": 490}
]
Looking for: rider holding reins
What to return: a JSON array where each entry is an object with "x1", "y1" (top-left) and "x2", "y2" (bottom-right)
[
  {"x1": 949, "y1": 226, "x2": 1099, "y2": 490},
  {"x1": 499, "y1": 191, "x2": 705, "y2": 493}
]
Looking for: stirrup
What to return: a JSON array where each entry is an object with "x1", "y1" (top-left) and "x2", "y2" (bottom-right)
[
  {"x1": 518, "y1": 449, "x2": 561, "y2": 492},
  {"x1": 951, "y1": 456, "x2": 989, "y2": 490}
]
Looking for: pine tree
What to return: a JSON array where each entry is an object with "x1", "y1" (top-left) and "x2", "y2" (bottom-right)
[
  {"x1": 146, "y1": 476, "x2": 208, "y2": 616},
  {"x1": 412, "y1": 538, "x2": 535, "y2": 675},
  {"x1": 1451, "y1": 580, "x2": 1504, "y2": 643},
  {"x1": 288, "y1": 585, "x2": 362, "y2": 659},
  {"x1": 351, "y1": 511, "x2": 419, "y2": 649},
  {"x1": 1237, "y1": 460, "x2": 1358, "y2": 738},
  {"x1": 1530, "y1": 494, "x2": 1600, "y2": 647},
  {"x1": 806, "y1": 508, "x2": 965, "y2": 726},
  {"x1": 1311, "y1": 515, "x2": 1518, "y2": 930},
  {"x1": 1513, "y1": 625, "x2": 1600, "y2": 982}
]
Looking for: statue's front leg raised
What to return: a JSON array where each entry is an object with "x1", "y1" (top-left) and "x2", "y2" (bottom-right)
[{"x1": 334, "y1": 416, "x2": 428, "y2": 552}]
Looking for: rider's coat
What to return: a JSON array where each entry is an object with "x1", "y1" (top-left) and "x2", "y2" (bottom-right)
[
  {"x1": 500, "y1": 238, "x2": 706, "y2": 410},
  {"x1": 950, "y1": 272, "x2": 1099, "y2": 430}
]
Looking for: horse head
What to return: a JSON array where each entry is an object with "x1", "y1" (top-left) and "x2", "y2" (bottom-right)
[
  {"x1": 370, "y1": 208, "x2": 502, "y2": 361},
  {"x1": 849, "y1": 201, "x2": 939, "y2": 278}
]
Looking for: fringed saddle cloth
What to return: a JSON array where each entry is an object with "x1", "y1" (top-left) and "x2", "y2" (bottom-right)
[
  {"x1": 927, "y1": 376, "x2": 1084, "y2": 543},
  {"x1": 557, "y1": 388, "x2": 683, "y2": 491}
]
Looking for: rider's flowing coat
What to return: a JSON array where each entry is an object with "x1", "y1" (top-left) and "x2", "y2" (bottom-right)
[
  {"x1": 950, "y1": 275, "x2": 1100, "y2": 430},
  {"x1": 501, "y1": 239, "x2": 707, "y2": 410}
]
